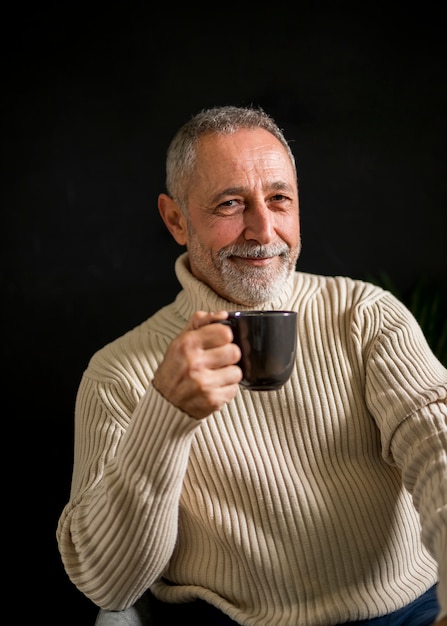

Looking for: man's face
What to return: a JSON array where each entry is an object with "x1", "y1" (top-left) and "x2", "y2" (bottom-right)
[{"x1": 183, "y1": 128, "x2": 301, "y2": 306}]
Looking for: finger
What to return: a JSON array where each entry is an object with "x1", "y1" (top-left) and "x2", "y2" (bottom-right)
[
  {"x1": 199, "y1": 342, "x2": 241, "y2": 370},
  {"x1": 199, "y1": 322, "x2": 236, "y2": 351},
  {"x1": 179, "y1": 369, "x2": 242, "y2": 419},
  {"x1": 188, "y1": 310, "x2": 229, "y2": 330}
]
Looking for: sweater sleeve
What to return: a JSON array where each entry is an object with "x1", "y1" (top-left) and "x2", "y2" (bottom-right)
[
  {"x1": 361, "y1": 290, "x2": 447, "y2": 460},
  {"x1": 362, "y1": 291, "x2": 447, "y2": 619},
  {"x1": 56, "y1": 362, "x2": 201, "y2": 610},
  {"x1": 392, "y1": 402, "x2": 447, "y2": 620}
]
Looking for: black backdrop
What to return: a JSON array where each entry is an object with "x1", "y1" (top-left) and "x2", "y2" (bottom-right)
[{"x1": 3, "y1": 4, "x2": 446, "y2": 624}]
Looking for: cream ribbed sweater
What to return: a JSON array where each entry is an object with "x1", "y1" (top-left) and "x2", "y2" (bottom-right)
[{"x1": 57, "y1": 253, "x2": 447, "y2": 625}]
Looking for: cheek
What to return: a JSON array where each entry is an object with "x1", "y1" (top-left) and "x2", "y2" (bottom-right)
[
  {"x1": 277, "y1": 213, "x2": 300, "y2": 245},
  {"x1": 199, "y1": 219, "x2": 244, "y2": 249}
]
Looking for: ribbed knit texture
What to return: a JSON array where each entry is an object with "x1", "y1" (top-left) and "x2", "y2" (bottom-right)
[{"x1": 57, "y1": 252, "x2": 447, "y2": 625}]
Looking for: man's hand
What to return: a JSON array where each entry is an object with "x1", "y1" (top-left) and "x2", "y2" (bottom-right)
[{"x1": 153, "y1": 310, "x2": 242, "y2": 419}]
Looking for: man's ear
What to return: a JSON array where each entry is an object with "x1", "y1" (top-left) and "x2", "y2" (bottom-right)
[{"x1": 158, "y1": 193, "x2": 188, "y2": 245}]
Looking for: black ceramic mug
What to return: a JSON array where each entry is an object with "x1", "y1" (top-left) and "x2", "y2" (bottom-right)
[{"x1": 219, "y1": 310, "x2": 297, "y2": 391}]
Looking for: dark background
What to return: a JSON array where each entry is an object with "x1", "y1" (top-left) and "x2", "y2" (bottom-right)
[{"x1": 3, "y1": 3, "x2": 446, "y2": 624}]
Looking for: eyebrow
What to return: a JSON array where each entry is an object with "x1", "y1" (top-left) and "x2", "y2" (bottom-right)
[{"x1": 211, "y1": 181, "x2": 295, "y2": 204}]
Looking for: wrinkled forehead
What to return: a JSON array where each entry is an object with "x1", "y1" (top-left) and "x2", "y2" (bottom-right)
[{"x1": 196, "y1": 128, "x2": 295, "y2": 176}]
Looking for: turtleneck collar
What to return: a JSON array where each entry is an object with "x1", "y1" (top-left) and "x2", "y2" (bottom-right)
[{"x1": 172, "y1": 251, "x2": 298, "y2": 321}]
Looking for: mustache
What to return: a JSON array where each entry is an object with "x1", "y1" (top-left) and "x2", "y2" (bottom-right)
[{"x1": 218, "y1": 242, "x2": 290, "y2": 260}]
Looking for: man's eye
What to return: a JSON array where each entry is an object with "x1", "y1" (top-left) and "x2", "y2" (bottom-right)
[{"x1": 215, "y1": 199, "x2": 244, "y2": 213}]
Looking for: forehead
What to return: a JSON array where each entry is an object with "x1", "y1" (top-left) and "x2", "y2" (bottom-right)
[{"x1": 195, "y1": 128, "x2": 295, "y2": 178}]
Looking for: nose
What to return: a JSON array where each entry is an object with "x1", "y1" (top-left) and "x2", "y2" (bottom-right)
[{"x1": 243, "y1": 201, "x2": 275, "y2": 244}]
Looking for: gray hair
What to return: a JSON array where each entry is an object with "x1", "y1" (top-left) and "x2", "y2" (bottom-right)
[{"x1": 165, "y1": 105, "x2": 296, "y2": 211}]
